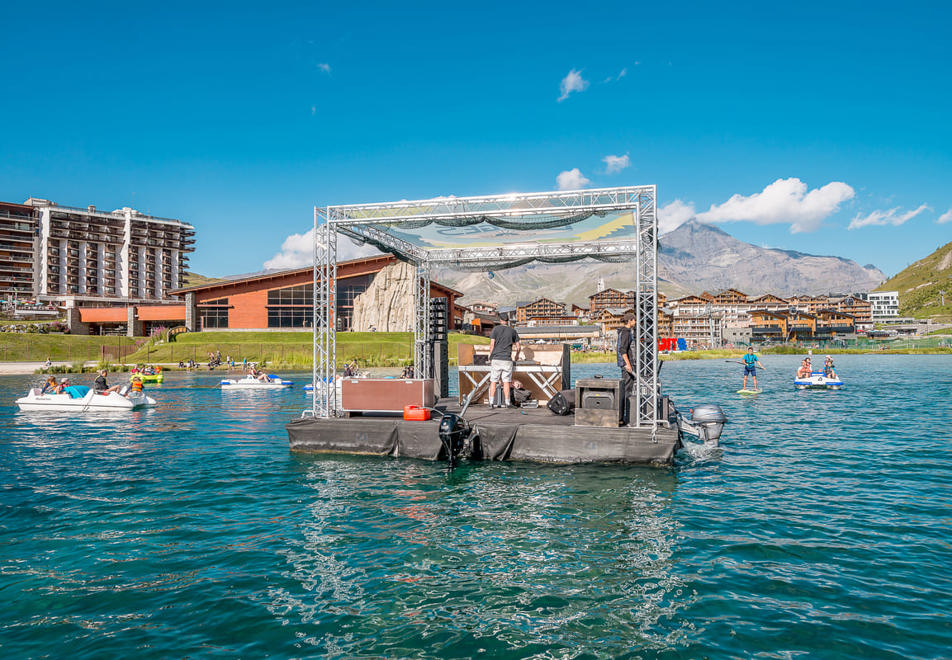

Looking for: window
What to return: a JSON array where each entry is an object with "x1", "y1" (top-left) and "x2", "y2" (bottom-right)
[
  {"x1": 267, "y1": 284, "x2": 313, "y2": 306},
  {"x1": 199, "y1": 297, "x2": 229, "y2": 329},
  {"x1": 267, "y1": 285, "x2": 313, "y2": 328}
]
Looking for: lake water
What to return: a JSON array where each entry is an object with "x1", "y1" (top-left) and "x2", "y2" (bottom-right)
[{"x1": 2, "y1": 355, "x2": 950, "y2": 657}]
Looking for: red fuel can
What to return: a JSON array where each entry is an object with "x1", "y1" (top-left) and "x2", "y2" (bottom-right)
[{"x1": 403, "y1": 405, "x2": 431, "y2": 421}]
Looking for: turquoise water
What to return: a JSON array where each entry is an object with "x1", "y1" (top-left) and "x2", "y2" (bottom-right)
[{"x1": 2, "y1": 355, "x2": 950, "y2": 657}]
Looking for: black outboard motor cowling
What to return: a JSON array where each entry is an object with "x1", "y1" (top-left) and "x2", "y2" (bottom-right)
[{"x1": 438, "y1": 413, "x2": 470, "y2": 468}]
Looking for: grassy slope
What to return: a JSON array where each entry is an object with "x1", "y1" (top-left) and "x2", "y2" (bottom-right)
[
  {"x1": 0, "y1": 334, "x2": 139, "y2": 362},
  {"x1": 125, "y1": 331, "x2": 490, "y2": 367},
  {"x1": 876, "y1": 239, "x2": 952, "y2": 319},
  {"x1": 182, "y1": 272, "x2": 226, "y2": 288}
]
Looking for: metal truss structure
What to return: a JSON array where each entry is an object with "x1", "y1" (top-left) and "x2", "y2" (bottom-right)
[{"x1": 311, "y1": 186, "x2": 661, "y2": 428}]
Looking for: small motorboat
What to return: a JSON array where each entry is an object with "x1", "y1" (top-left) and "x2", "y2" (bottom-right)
[
  {"x1": 794, "y1": 371, "x2": 844, "y2": 390},
  {"x1": 16, "y1": 385, "x2": 156, "y2": 411},
  {"x1": 220, "y1": 375, "x2": 293, "y2": 390}
]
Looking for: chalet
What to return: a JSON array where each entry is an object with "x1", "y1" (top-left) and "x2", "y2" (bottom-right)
[
  {"x1": 589, "y1": 288, "x2": 635, "y2": 315},
  {"x1": 515, "y1": 297, "x2": 566, "y2": 324},
  {"x1": 712, "y1": 288, "x2": 748, "y2": 304}
]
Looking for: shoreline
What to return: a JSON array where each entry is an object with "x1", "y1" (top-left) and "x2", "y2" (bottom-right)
[{"x1": 3, "y1": 349, "x2": 950, "y2": 376}]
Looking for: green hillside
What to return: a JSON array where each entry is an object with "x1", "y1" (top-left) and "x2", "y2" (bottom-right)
[
  {"x1": 877, "y1": 239, "x2": 952, "y2": 320},
  {"x1": 182, "y1": 272, "x2": 225, "y2": 288}
]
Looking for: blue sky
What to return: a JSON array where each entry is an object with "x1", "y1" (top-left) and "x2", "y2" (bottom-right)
[{"x1": 1, "y1": 1, "x2": 949, "y2": 280}]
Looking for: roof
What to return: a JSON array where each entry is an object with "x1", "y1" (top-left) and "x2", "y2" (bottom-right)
[
  {"x1": 588, "y1": 288, "x2": 631, "y2": 299},
  {"x1": 170, "y1": 254, "x2": 463, "y2": 298}
]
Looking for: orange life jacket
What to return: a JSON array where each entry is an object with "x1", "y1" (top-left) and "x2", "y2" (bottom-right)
[{"x1": 131, "y1": 380, "x2": 143, "y2": 392}]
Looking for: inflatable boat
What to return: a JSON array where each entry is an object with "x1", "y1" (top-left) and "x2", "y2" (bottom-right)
[
  {"x1": 220, "y1": 375, "x2": 293, "y2": 390},
  {"x1": 130, "y1": 372, "x2": 163, "y2": 383},
  {"x1": 794, "y1": 372, "x2": 844, "y2": 390},
  {"x1": 16, "y1": 386, "x2": 157, "y2": 411}
]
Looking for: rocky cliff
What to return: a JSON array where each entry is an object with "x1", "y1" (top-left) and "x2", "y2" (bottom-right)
[{"x1": 351, "y1": 261, "x2": 416, "y2": 331}]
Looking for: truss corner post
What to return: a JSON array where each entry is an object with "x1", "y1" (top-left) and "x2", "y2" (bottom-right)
[
  {"x1": 633, "y1": 187, "x2": 660, "y2": 428},
  {"x1": 413, "y1": 258, "x2": 431, "y2": 379},
  {"x1": 314, "y1": 206, "x2": 338, "y2": 418}
]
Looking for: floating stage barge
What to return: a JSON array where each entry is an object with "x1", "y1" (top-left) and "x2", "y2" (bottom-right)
[
  {"x1": 292, "y1": 187, "x2": 727, "y2": 466},
  {"x1": 287, "y1": 398, "x2": 682, "y2": 466}
]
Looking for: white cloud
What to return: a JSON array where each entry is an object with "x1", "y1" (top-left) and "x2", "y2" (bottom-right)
[
  {"x1": 937, "y1": 209, "x2": 952, "y2": 224},
  {"x1": 696, "y1": 177, "x2": 855, "y2": 233},
  {"x1": 848, "y1": 203, "x2": 929, "y2": 230},
  {"x1": 317, "y1": 62, "x2": 331, "y2": 73},
  {"x1": 602, "y1": 153, "x2": 630, "y2": 174},
  {"x1": 617, "y1": 67, "x2": 627, "y2": 79},
  {"x1": 263, "y1": 227, "x2": 381, "y2": 270},
  {"x1": 555, "y1": 168, "x2": 591, "y2": 190},
  {"x1": 658, "y1": 199, "x2": 697, "y2": 234},
  {"x1": 557, "y1": 69, "x2": 589, "y2": 102}
]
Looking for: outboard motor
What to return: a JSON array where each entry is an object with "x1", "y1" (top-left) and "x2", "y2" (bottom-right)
[
  {"x1": 678, "y1": 404, "x2": 728, "y2": 445},
  {"x1": 438, "y1": 413, "x2": 471, "y2": 469}
]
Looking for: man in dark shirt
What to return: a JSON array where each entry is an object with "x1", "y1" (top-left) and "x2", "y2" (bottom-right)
[
  {"x1": 94, "y1": 369, "x2": 121, "y2": 395},
  {"x1": 487, "y1": 313, "x2": 521, "y2": 408},
  {"x1": 617, "y1": 312, "x2": 636, "y2": 423}
]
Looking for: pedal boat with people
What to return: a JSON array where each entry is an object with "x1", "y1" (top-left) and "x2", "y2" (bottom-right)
[
  {"x1": 793, "y1": 371, "x2": 844, "y2": 390},
  {"x1": 16, "y1": 385, "x2": 157, "y2": 411},
  {"x1": 220, "y1": 375, "x2": 294, "y2": 389}
]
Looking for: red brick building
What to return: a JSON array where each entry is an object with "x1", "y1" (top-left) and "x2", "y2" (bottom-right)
[
  {"x1": 70, "y1": 255, "x2": 461, "y2": 335},
  {"x1": 173, "y1": 255, "x2": 461, "y2": 332}
]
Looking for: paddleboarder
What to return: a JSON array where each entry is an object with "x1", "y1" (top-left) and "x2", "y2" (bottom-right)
[{"x1": 741, "y1": 346, "x2": 764, "y2": 392}]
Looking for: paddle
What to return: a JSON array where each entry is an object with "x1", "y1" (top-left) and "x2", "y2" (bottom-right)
[{"x1": 725, "y1": 360, "x2": 767, "y2": 369}]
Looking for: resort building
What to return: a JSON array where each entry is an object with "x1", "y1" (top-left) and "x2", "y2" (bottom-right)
[
  {"x1": 749, "y1": 309, "x2": 855, "y2": 344},
  {"x1": 10, "y1": 197, "x2": 196, "y2": 307},
  {"x1": 672, "y1": 314, "x2": 722, "y2": 349},
  {"x1": 589, "y1": 288, "x2": 635, "y2": 316},
  {"x1": 173, "y1": 256, "x2": 460, "y2": 333},
  {"x1": 515, "y1": 297, "x2": 566, "y2": 324},
  {"x1": 866, "y1": 291, "x2": 900, "y2": 321},
  {"x1": 69, "y1": 255, "x2": 461, "y2": 336},
  {"x1": 832, "y1": 295, "x2": 872, "y2": 330},
  {"x1": 0, "y1": 201, "x2": 39, "y2": 302}
]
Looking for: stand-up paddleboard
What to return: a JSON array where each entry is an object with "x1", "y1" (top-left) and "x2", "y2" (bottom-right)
[{"x1": 737, "y1": 389, "x2": 761, "y2": 395}]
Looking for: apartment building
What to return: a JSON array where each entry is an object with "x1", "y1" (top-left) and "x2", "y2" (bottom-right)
[
  {"x1": 23, "y1": 198, "x2": 195, "y2": 306},
  {"x1": 865, "y1": 291, "x2": 900, "y2": 320},
  {"x1": 672, "y1": 314, "x2": 722, "y2": 349},
  {"x1": 515, "y1": 297, "x2": 566, "y2": 324},
  {"x1": 0, "y1": 201, "x2": 39, "y2": 301},
  {"x1": 589, "y1": 288, "x2": 634, "y2": 316}
]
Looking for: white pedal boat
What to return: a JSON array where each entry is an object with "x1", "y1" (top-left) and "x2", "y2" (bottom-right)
[
  {"x1": 794, "y1": 372, "x2": 844, "y2": 390},
  {"x1": 16, "y1": 386, "x2": 156, "y2": 411},
  {"x1": 220, "y1": 375, "x2": 293, "y2": 389}
]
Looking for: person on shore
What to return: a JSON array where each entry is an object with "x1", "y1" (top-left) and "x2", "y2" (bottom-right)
[
  {"x1": 616, "y1": 312, "x2": 637, "y2": 423},
  {"x1": 343, "y1": 360, "x2": 359, "y2": 378},
  {"x1": 796, "y1": 358, "x2": 812, "y2": 378},
  {"x1": 44, "y1": 357, "x2": 52, "y2": 370},
  {"x1": 823, "y1": 355, "x2": 838, "y2": 379},
  {"x1": 742, "y1": 347, "x2": 764, "y2": 391},
  {"x1": 488, "y1": 313, "x2": 520, "y2": 408},
  {"x1": 401, "y1": 364, "x2": 415, "y2": 379},
  {"x1": 94, "y1": 369, "x2": 121, "y2": 395}
]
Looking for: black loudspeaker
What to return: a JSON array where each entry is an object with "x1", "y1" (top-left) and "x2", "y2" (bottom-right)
[
  {"x1": 547, "y1": 390, "x2": 576, "y2": 415},
  {"x1": 427, "y1": 297, "x2": 449, "y2": 396}
]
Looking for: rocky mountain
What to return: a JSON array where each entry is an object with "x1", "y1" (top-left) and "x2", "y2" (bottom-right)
[
  {"x1": 436, "y1": 221, "x2": 885, "y2": 306},
  {"x1": 875, "y1": 239, "x2": 952, "y2": 319}
]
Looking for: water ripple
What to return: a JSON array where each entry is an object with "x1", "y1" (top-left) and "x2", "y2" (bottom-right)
[{"x1": 0, "y1": 358, "x2": 950, "y2": 657}]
